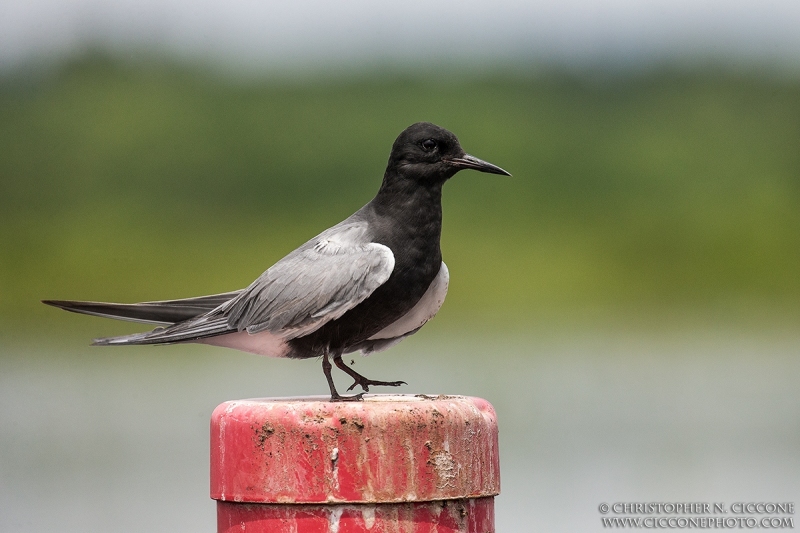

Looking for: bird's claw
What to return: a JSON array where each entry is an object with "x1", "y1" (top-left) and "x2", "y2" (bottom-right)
[
  {"x1": 330, "y1": 392, "x2": 366, "y2": 402},
  {"x1": 346, "y1": 379, "x2": 407, "y2": 392}
]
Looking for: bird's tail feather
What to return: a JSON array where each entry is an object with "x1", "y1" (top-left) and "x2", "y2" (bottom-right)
[
  {"x1": 42, "y1": 291, "x2": 242, "y2": 325},
  {"x1": 92, "y1": 316, "x2": 235, "y2": 346}
]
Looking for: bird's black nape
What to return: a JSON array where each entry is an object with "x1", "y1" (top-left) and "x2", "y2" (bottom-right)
[{"x1": 384, "y1": 122, "x2": 510, "y2": 185}]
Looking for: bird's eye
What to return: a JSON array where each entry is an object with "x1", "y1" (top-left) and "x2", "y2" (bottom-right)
[{"x1": 420, "y1": 139, "x2": 437, "y2": 151}]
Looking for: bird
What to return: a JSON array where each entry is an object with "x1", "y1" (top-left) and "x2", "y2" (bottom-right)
[{"x1": 43, "y1": 122, "x2": 510, "y2": 401}]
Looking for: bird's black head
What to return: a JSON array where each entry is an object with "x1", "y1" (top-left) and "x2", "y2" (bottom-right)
[{"x1": 385, "y1": 122, "x2": 510, "y2": 184}]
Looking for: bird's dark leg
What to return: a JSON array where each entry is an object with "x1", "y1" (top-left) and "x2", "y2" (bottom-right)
[
  {"x1": 322, "y1": 352, "x2": 365, "y2": 402},
  {"x1": 332, "y1": 352, "x2": 406, "y2": 393}
]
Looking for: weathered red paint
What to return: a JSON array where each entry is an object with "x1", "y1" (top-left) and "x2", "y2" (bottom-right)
[
  {"x1": 217, "y1": 498, "x2": 495, "y2": 533},
  {"x1": 211, "y1": 394, "x2": 500, "y2": 533}
]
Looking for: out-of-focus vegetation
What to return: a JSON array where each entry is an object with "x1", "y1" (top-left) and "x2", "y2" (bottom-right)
[{"x1": 1, "y1": 56, "x2": 799, "y2": 336}]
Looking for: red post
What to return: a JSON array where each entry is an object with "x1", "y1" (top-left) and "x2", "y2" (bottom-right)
[{"x1": 210, "y1": 394, "x2": 500, "y2": 533}]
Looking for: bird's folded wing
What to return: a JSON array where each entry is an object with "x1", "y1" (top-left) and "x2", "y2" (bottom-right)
[{"x1": 223, "y1": 226, "x2": 395, "y2": 340}]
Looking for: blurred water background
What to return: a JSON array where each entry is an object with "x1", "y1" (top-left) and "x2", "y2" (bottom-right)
[{"x1": 1, "y1": 1, "x2": 800, "y2": 531}]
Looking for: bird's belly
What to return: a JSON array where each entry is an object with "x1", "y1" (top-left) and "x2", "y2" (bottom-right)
[
  {"x1": 197, "y1": 330, "x2": 290, "y2": 357},
  {"x1": 368, "y1": 261, "x2": 449, "y2": 341}
]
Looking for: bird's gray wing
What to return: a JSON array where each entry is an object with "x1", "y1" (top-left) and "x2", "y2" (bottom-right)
[{"x1": 222, "y1": 222, "x2": 395, "y2": 340}]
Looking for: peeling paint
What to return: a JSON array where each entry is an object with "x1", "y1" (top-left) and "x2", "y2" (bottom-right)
[
  {"x1": 327, "y1": 505, "x2": 344, "y2": 533},
  {"x1": 430, "y1": 450, "x2": 457, "y2": 490},
  {"x1": 331, "y1": 446, "x2": 340, "y2": 492},
  {"x1": 361, "y1": 505, "x2": 376, "y2": 529}
]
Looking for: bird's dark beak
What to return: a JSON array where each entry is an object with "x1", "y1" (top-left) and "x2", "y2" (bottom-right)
[{"x1": 445, "y1": 154, "x2": 511, "y2": 176}]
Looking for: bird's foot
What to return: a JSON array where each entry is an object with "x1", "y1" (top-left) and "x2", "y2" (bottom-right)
[
  {"x1": 329, "y1": 391, "x2": 366, "y2": 402},
  {"x1": 328, "y1": 352, "x2": 406, "y2": 394},
  {"x1": 346, "y1": 377, "x2": 407, "y2": 393}
]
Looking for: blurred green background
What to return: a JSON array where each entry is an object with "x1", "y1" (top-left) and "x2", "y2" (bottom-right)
[
  {"x1": 2, "y1": 50, "x2": 800, "y2": 533},
  {"x1": 3, "y1": 56, "x2": 799, "y2": 339}
]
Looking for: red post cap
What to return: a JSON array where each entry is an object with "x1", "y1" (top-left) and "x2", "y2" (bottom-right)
[{"x1": 210, "y1": 394, "x2": 500, "y2": 533}]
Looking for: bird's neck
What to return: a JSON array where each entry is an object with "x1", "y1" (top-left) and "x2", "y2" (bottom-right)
[
  {"x1": 369, "y1": 173, "x2": 444, "y2": 252},
  {"x1": 373, "y1": 173, "x2": 442, "y2": 221}
]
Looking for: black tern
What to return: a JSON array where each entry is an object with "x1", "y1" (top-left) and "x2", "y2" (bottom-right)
[{"x1": 43, "y1": 122, "x2": 510, "y2": 401}]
